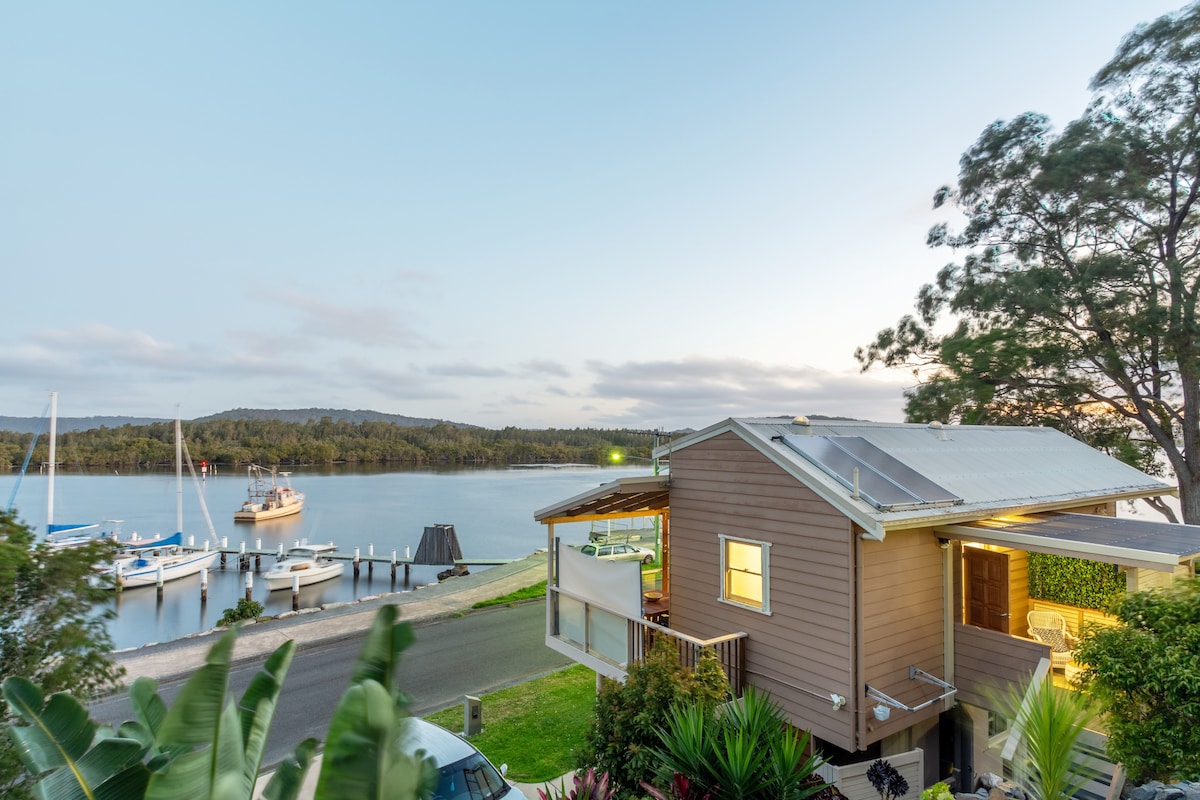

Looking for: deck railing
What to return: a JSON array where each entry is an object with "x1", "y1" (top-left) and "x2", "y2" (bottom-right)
[{"x1": 549, "y1": 586, "x2": 747, "y2": 693}]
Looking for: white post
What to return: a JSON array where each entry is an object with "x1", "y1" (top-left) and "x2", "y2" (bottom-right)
[
  {"x1": 188, "y1": 535, "x2": 194, "y2": 547},
  {"x1": 221, "y1": 536, "x2": 228, "y2": 548},
  {"x1": 200, "y1": 568, "x2": 208, "y2": 602}
]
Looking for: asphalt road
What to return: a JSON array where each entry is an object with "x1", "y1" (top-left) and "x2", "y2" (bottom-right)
[{"x1": 91, "y1": 599, "x2": 571, "y2": 768}]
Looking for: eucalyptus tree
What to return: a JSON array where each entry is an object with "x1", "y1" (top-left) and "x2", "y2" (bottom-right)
[{"x1": 857, "y1": 2, "x2": 1200, "y2": 523}]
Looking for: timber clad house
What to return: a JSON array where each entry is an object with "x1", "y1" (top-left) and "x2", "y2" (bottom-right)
[{"x1": 535, "y1": 417, "x2": 1200, "y2": 799}]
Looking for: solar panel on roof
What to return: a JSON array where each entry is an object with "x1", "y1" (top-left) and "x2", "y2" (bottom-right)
[{"x1": 780, "y1": 435, "x2": 963, "y2": 511}]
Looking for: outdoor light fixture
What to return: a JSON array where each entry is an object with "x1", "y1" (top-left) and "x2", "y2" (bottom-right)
[{"x1": 830, "y1": 693, "x2": 846, "y2": 711}]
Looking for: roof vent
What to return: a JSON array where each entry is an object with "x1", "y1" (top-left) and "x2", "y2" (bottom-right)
[
  {"x1": 791, "y1": 415, "x2": 810, "y2": 432},
  {"x1": 928, "y1": 421, "x2": 949, "y2": 441}
]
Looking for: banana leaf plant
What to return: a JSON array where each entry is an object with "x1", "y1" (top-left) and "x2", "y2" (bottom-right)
[{"x1": 4, "y1": 604, "x2": 436, "y2": 800}]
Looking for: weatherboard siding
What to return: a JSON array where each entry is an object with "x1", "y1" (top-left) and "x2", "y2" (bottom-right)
[
  {"x1": 666, "y1": 432, "x2": 857, "y2": 749},
  {"x1": 859, "y1": 528, "x2": 947, "y2": 742}
]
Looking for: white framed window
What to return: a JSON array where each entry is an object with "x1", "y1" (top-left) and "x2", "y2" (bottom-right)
[{"x1": 719, "y1": 534, "x2": 770, "y2": 614}]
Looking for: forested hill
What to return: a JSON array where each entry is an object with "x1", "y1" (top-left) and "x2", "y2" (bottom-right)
[{"x1": 0, "y1": 408, "x2": 466, "y2": 435}]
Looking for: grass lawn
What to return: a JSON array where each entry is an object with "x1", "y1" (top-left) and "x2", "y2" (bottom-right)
[{"x1": 422, "y1": 662, "x2": 595, "y2": 783}]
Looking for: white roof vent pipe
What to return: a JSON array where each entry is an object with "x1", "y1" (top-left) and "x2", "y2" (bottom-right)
[
  {"x1": 927, "y1": 421, "x2": 949, "y2": 441},
  {"x1": 791, "y1": 415, "x2": 811, "y2": 434}
]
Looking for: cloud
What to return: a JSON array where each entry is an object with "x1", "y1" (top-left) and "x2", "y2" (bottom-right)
[
  {"x1": 519, "y1": 359, "x2": 570, "y2": 378},
  {"x1": 582, "y1": 356, "x2": 909, "y2": 429},
  {"x1": 425, "y1": 362, "x2": 511, "y2": 378},
  {"x1": 275, "y1": 290, "x2": 428, "y2": 348}
]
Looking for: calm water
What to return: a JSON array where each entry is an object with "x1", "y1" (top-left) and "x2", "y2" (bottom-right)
[{"x1": 2, "y1": 464, "x2": 647, "y2": 650}]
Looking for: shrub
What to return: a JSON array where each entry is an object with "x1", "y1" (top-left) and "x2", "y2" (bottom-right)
[
  {"x1": 576, "y1": 637, "x2": 729, "y2": 796},
  {"x1": 218, "y1": 598, "x2": 264, "y2": 627}
]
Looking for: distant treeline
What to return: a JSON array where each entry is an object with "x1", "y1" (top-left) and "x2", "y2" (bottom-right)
[{"x1": 0, "y1": 417, "x2": 664, "y2": 470}]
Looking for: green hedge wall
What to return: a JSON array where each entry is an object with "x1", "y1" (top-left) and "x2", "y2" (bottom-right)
[{"x1": 1027, "y1": 552, "x2": 1125, "y2": 609}]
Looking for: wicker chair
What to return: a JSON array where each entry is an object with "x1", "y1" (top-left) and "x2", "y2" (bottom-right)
[{"x1": 1027, "y1": 610, "x2": 1078, "y2": 671}]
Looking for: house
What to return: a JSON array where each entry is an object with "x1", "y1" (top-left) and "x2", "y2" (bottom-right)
[{"x1": 534, "y1": 416, "x2": 1200, "y2": 795}]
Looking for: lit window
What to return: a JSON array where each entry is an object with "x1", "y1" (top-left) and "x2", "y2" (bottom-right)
[{"x1": 720, "y1": 535, "x2": 770, "y2": 614}]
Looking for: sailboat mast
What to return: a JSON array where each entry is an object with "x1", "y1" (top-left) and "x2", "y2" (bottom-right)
[
  {"x1": 47, "y1": 391, "x2": 57, "y2": 534},
  {"x1": 175, "y1": 410, "x2": 183, "y2": 536}
]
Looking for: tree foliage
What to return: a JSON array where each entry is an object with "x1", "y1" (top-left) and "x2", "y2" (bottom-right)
[
  {"x1": 857, "y1": 2, "x2": 1200, "y2": 523},
  {"x1": 0, "y1": 418, "x2": 664, "y2": 470},
  {"x1": 1075, "y1": 578, "x2": 1200, "y2": 784},
  {"x1": 577, "y1": 638, "x2": 730, "y2": 797},
  {"x1": 0, "y1": 509, "x2": 123, "y2": 800}
]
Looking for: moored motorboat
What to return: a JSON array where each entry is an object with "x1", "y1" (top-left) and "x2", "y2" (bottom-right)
[
  {"x1": 234, "y1": 465, "x2": 305, "y2": 522},
  {"x1": 263, "y1": 543, "x2": 344, "y2": 590}
]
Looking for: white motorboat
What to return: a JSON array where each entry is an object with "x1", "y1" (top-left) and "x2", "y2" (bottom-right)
[
  {"x1": 234, "y1": 465, "x2": 305, "y2": 522},
  {"x1": 263, "y1": 543, "x2": 344, "y2": 590}
]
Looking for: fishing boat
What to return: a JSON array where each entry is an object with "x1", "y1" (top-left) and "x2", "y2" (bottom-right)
[
  {"x1": 234, "y1": 465, "x2": 305, "y2": 522},
  {"x1": 262, "y1": 543, "x2": 344, "y2": 590},
  {"x1": 96, "y1": 412, "x2": 220, "y2": 588}
]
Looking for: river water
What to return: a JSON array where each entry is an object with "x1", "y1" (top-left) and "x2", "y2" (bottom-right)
[{"x1": 2, "y1": 464, "x2": 647, "y2": 650}]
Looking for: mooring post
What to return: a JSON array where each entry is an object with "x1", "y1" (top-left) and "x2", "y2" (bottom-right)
[
  {"x1": 188, "y1": 535, "x2": 194, "y2": 547},
  {"x1": 391, "y1": 549, "x2": 397, "y2": 580},
  {"x1": 239, "y1": 541, "x2": 247, "y2": 571},
  {"x1": 292, "y1": 574, "x2": 300, "y2": 611},
  {"x1": 353, "y1": 547, "x2": 361, "y2": 577},
  {"x1": 368, "y1": 544, "x2": 375, "y2": 577},
  {"x1": 404, "y1": 562, "x2": 410, "y2": 585},
  {"x1": 115, "y1": 561, "x2": 123, "y2": 593},
  {"x1": 277, "y1": 542, "x2": 284, "y2": 557},
  {"x1": 156, "y1": 564, "x2": 165, "y2": 602},
  {"x1": 244, "y1": 571, "x2": 253, "y2": 601},
  {"x1": 200, "y1": 567, "x2": 208, "y2": 603}
]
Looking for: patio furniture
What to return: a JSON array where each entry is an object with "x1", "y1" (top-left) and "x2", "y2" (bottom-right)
[{"x1": 1027, "y1": 610, "x2": 1079, "y2": 671}]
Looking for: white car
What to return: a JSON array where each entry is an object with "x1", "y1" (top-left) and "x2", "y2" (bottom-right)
[
  {"x1": 402, "y1": 718, "x2": 530, "y2": 800},
  {"x1": 579, "y1": 542, "x2": 656, "y2": 564}
]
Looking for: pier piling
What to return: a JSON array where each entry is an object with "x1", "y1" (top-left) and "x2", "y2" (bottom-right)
[
  {"x1": 292, "y1": 574, "x2": 299, "y2": 611},
  {"x1": 200, "y1": 568, "x2": 208, "y2": 603},
  {"x1": 244, "y1": 571, "x2": 253, "y2": 601}
]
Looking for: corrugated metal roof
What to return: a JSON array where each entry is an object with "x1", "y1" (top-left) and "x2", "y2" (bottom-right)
[
  {"x1": 661, "y1": 417, "x2": 1174, "y2": 538},
  {"x1": 938, "y1": 512, "x2": 1200, "y2": 573}
]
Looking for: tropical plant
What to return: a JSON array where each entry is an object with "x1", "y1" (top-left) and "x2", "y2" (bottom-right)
[
  {"x1": 648, "y1": 686, "x2": 828, "y2": 800},
  {"x1": 218, "y1": 598, "x2": 265, "y2": 627},
  {"x1": 577, "y1": 638, "x2": 730, "y2": 796},
  {"x1": 993, "y1": 673, "x2": 1097, "y2": 800},
  {"x1": 856, "y1": 1, "x2": 1200, "y2": 524},
  {"x1": 866, "y1": 759, "x2": 908, "y2": 800},
  {"x1": 538, "y1": 768, "x2": 617, "y2": 800},
  {"x1": 1075, "y1": 579, "x2": 1200, "y2": 783},
  {"x1": 3, "y1": 604, "x2": 437, "y2": 800},
  {"x1": 919, "y1": 782, "x2": 953, "y2": 800},
  {"x1": 0, "y1": 509, "x2": 123, "y2": 800},
  {"x1": 642, "y1": 772, "x2": 712, "y2": 800}
]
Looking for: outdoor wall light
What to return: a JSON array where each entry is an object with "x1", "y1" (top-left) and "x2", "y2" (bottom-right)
[{"x1": 830, "y1": 693, "x2": 846, "y2": 711}]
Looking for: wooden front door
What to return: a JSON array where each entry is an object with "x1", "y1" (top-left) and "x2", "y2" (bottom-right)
[{"x1": 965, "y1": 548, "x2": 1010, "y2": 633}]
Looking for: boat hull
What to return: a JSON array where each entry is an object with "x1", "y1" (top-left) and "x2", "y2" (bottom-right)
[
  {"x1": 112, "y1": 550, "x2": 221, "y2": 588},
  {"x1": 263, "y1": 560, "x2": 344, "y2": 590},
  {"x1": 234, "y1": 499, "x2": 304, "y2": 522}
]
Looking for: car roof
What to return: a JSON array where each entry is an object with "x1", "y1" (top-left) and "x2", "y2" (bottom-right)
[{"x1": 397, "y1": 718, "x2": 475, "y2": 765}]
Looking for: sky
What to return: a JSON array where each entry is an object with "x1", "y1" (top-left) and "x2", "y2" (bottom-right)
[{"x1": 3, "y1": 1, "x2": 1188, "y2": 432}]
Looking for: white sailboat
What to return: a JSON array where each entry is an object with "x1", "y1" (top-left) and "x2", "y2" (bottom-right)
[
  {"x1": 99, "y1": 412, "x2": 220, "y2": 588},
  {"x1": 42, "y1": 391, "x2": 101, "y2": 549}
]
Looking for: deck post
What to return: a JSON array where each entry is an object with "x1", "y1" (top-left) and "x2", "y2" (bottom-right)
[
  {"x1": 200, "y1": 568, "x2": 208, "y2": 603},
  {"x1": 156, "y1": 564, "x2": 164, "y2": 601},
  {"x1": 239, "y1": 541, "x2": 248, "y2": 571},
  {"x1": 244, "y1": 571, "x2": 253, "y2": 601},
  {"x1": 292, "y1": 574, "x2": 300, "y2": 611},
  {"x1": 354, "y1": 547, "x2": 360, "y2": 577},
  {"x1": 391, "y1": 549, "x2": 397, "y2": 580},
  {"x1": 368, "y1": 544, "x2": 374, "y2": 577}
]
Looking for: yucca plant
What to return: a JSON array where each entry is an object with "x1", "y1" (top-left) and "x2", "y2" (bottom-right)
[{"x1": 648, "y1": 686, "x2": 829, "y2": 800}]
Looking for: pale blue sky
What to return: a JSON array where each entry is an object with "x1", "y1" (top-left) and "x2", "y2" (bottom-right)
[{"x1": 2, "y1": 1, "x2": 1185, "y2": 430}]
